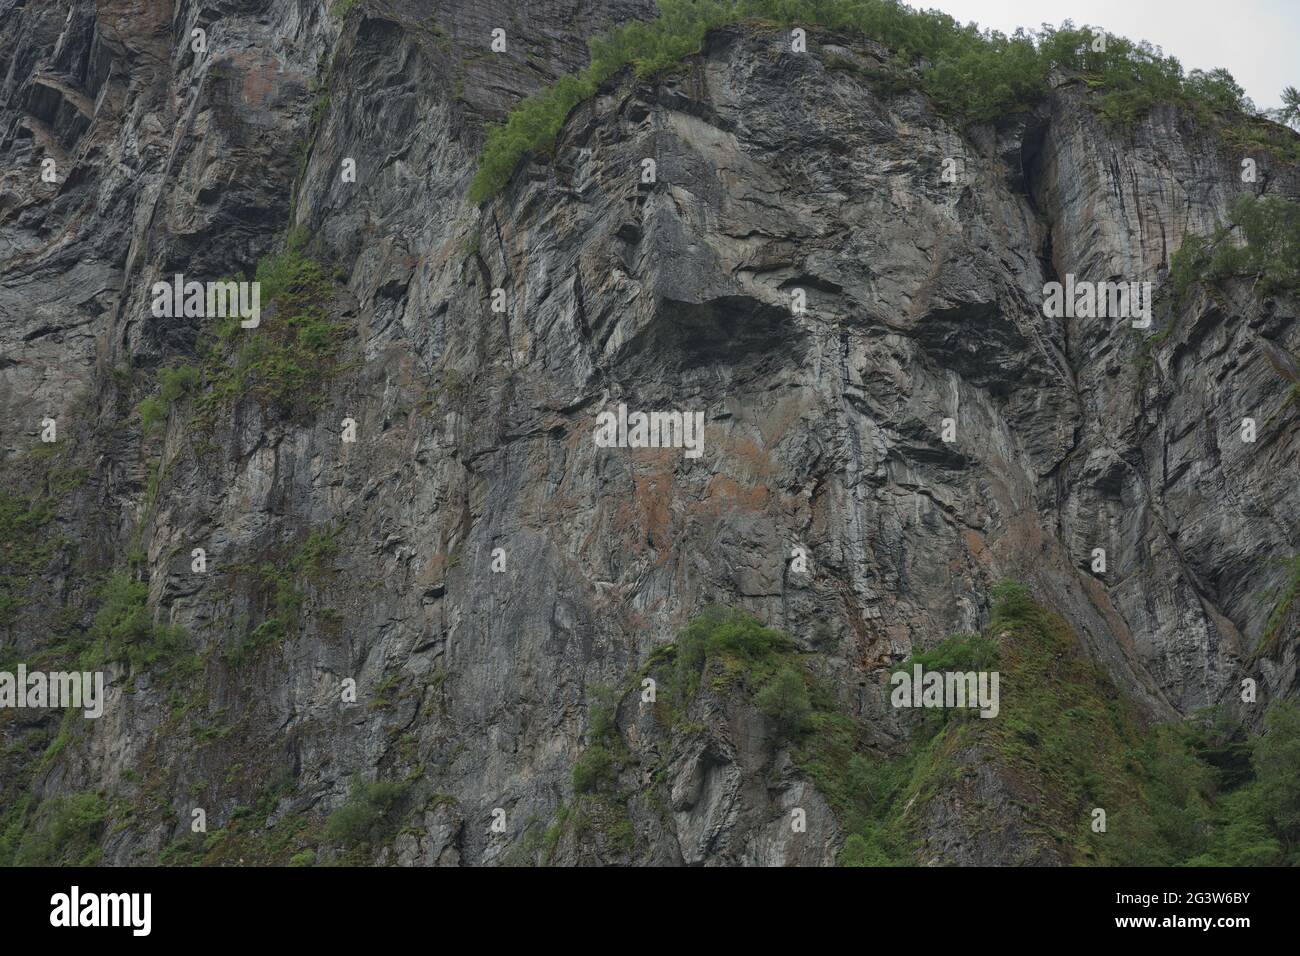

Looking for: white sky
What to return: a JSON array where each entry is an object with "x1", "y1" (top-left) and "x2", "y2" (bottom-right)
[{"x1": 922, "y1": 0, "x2": 1298, "y2": 110}]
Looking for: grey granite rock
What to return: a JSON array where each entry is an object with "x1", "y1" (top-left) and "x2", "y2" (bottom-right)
[{"x1": 1, "y1": 3, "x2": 1296, "y2": 866}]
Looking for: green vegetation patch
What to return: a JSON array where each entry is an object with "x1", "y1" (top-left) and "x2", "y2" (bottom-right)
[
  {"x1": 564, "y1": 684, "x2": 640, "y2": 859},
  {"x1": 1170, "y1": 193, "x2": 1300, "y2": 302},
  {"x1": 966, "y1": 581, "x2": 1146, "y2": 860},
  {"x1": 0, "y1": 448, "x2": 84, "y2": 629},
  {"x1": 82, "y1": 573, "x2": 189, "y2": 672},
  {"x1": 470, "y1": 0, "x2": 1271, "y2": 203},
  {"x1": 1223, "y1": 116, "x2": 1300, "y2": 166},
  {"x1": 4, "y1": 792, "x2": 105, "y2": 866},
  {"x1": 827, "y1": 581, "x2": 1300, "y2": 866},
  {"x1": 794, "y1": 623, "x2": 1014, "y2": 865},
  {"x1": 661, "y1": 605, "x2": 797, "y2": 718},
  {"x1": 1255, "y1": 553, "x2": 1300, "y2": 661},
  {"x1": 324, "y1": 777, "x2": 409, "y2": 848},
  {"x1": 572, "y1": 683, "x2": 623, "y2": 794},
  {"x1": 226, "y1": 526, "x2": 340, "y2": 663},
  {"x1": 1111, "y1": 702, "x2": 1300, "y2": 866},
  {"x1": 641, "y1": 583, "x2": 1300, "y2": 868},
  {"x1": 192, "y1": 229, "x2": 347, "y2": 432},
  {"x1": 158, "y1": 774, "x2": 312, "y2": 866},
  {"x1": 137, "y1": 364, "x2": 200, "y2": 435},
  {"x1": 0, "y1": 492, "x2": 59, "y2": 628}
]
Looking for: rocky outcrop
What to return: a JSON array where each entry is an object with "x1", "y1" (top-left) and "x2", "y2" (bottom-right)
[{"x1": 1, "y1": 2, "x2": 1296, "y2": 866}]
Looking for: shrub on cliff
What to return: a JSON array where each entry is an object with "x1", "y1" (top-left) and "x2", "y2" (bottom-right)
[
  {"x1": 87, "y1": 573, "x2": 187, "y2": 670},
  {"x1": 572, "y1": 745, "x2": 618, "y2": 794},
  {"x1": 756, "y1": 664, "x2": 813, "y2": 737},
  {"x1": 10, "y1": 793, "x2": 106, "y2": 866},
  {"x1": 1170, "y1": 194, "x2": 1300, "y2": 302},
  {"x1": 193, "y1": 229, "x2": 344, "y2": 431},
  {"x1": 325, "y1": 778, "x2": 408, "y2": 847}
]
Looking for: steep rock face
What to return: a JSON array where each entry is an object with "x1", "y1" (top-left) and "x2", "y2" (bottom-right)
[
  {"x1": 1030, "y1": 91, "x2": 1300, "y2": 714},
  {"x1": 0, "y1": 2, "x2": 1296, "y2": 866}
]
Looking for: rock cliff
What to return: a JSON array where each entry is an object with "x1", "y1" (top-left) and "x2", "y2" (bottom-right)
[{"x1": 1, "y1": 0, "x2": 1297, "y2": 866}]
